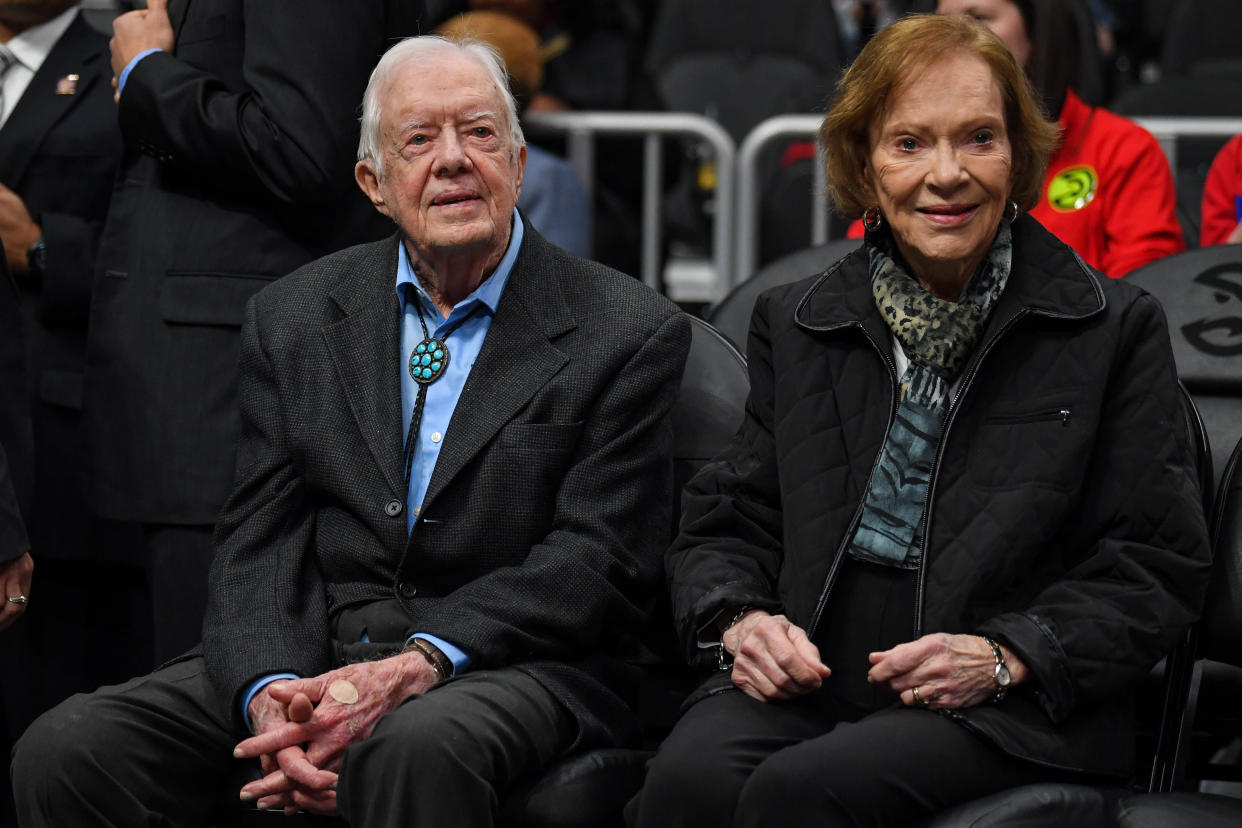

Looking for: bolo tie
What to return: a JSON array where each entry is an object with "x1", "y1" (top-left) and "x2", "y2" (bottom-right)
[{"x1": 401, "y1": 298, "x2": 483, "y2": 485}]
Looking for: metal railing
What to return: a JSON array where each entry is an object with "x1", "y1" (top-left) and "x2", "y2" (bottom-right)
[
  {"x1": 525, "y1": 111, "x2": 736, "y2": 301},
  {"x1": 529, "y1": 111, "x2": 1242, "y2": 294},
  {"x1": 734, "y1": 115, "x2": 1242, "y2": 287},
  {"x1": 1133, "y1": 117, "x2": 1242, "y2": 173},
  {"x1": 735, "y1": 114, "x2": 825, "y2": 287}
]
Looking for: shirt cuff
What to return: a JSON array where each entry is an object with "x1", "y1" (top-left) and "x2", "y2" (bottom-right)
[
  {"x1": 241, "y1": 673, "x2": 300, "y2": 733},
  {"x1": 406, "y1": 633, "x2": 470, "y2": 675},
  {"x1": 118, "y1": 48, "x2": 163, "y2": 96}
]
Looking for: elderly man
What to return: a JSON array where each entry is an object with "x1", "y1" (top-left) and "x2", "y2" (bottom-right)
[{"x1": 14, "y1": 35, "x2": 690, "y2": 828}]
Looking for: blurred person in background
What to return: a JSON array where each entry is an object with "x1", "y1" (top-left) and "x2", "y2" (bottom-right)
[
  {"x1": 435, "y1": 8, "x2": 591, "y2": 257},
  {"x1": 0, "y1": 237, "x2": 33, "y2": 826},
  {"x1": 0, "y1": 2, "x2": 132, "y2": 823},
  {"x1": 936, "y1": 0, "x2": 1185, "y2": 277},
  {"x1": 84, "y1": 0, "x2": 420, "y2": 665},
  {"x1": 1201, "y1": 134, "x2": 1242, "y2": 246}
]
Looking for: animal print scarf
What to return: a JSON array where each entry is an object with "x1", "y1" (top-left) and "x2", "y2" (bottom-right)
[{"x1": 848, "y1": 222, "x2": 1011, "y2": 569}]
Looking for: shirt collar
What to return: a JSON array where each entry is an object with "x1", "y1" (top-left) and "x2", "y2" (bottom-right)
[
  {"x1": 6, "y1": 5, "x2": 79, "y2": 74},
  {"x1": 395, "y1": 211, "x2": 524, "y2": 318}
]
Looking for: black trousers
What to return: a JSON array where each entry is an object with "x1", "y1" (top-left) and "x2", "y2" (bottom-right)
[
  {"x1": 142, "y1": 522, "x2": 215, "y2": 664},
  {"x1": 12, "y1": 655, "x2": 576, "y2": 828},
  {"x1": 627, "y1": 687, "x2": 1072, "y2": 828}
]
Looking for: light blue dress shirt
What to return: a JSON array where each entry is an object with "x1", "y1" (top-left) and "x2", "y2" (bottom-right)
[
  {"x1": 519, "y1": 143, "x2": 590, "y2": 257},
  {"x1": 241, "y1": 215, "x2": 524, "y2": 725},
  {"x1": 118, "y1": 49, "x2": 162, "y2": 95}
]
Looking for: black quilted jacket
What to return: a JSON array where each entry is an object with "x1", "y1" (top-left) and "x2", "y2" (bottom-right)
[{"x1": 669, "y1": 215, "x2": 1212, "y2": 776}]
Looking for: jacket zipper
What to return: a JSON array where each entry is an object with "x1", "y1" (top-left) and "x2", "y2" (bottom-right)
[
  {"x1": 912, "y1": 308, "x2": 1032, "y2": 637},
  {"x1": 807, "y1": 323, "x2": 899, "y2": 639},
  {"x1": 986, "y1": 407, "x2": 1072, "y2": 426}
]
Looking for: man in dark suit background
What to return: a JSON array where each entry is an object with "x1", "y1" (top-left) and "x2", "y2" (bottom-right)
[
  {"x1": 15, "y1": 34, "x2": 690, "y2": 827},
  {"x1": 0, "y1": 0, "x2": 145, "y2": 666},
  {"x1": 0, "y1": 4, "x2": 131, "y2": 823},
  {"x1": 0, "y1": 0, "x2": 118, "y2": 564},
  {"x1": 0, "y1": 236, "x2": 33, "y2": 825},
  {"x1": 84, "y1": 0, "x2": 423, "y2": 664}
]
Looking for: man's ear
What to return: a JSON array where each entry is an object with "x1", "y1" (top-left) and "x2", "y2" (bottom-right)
[
  {"x1": 355, "y1": 160, "x2": 390, "y2": 217},
  {"x1": 514, "y1": 144, "x2": 527, "y2": 201}
]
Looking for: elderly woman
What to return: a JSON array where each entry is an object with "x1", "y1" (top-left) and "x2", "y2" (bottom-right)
[{"x1": 627, "y1": 13, "x2": 1210, "y2": 828}]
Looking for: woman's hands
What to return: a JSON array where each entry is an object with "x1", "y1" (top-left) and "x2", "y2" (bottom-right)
[
  {"x1": 720, "y1": 611, "x2": 1028, "y2": 711},
  {"x1": 723, "y1": 610, "x2": 832, "y2": 702},
  {"x1": 867, "y1": 633, "x2": 1028, "y2": 710}
]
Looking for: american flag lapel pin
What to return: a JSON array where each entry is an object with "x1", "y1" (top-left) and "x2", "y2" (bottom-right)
[{"x1": 54, "y1": 74, "x2": 79, "y2": 95}]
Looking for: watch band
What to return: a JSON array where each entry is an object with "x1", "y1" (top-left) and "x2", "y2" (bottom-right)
[
  {"x1": 982, "y1": 635, "x2": 1010, "y2": 702},
  {"x1": 27, "y1": 237, "x2": 46, "y2": 276},
  {"x1": 716, "y1": 605, "x2": 756, "y2": 670},
  {"x1": 403, "y1": 637, "x2": 451, "y2": 682}
]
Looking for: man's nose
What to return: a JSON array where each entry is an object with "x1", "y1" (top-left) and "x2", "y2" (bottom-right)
[{"x1": 435, "y1": 131, "x2": 471, "y2": 175}]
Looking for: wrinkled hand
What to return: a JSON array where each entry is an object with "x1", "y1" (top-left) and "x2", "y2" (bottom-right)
[
  {"x1": 242, "y1": 685, "x2": 331, "y2": 815},
  {"x1": 110, "y1": 0, "x2": 174, "y2": 80},
  {"x1": 867, "y1": 633, "x2": 1028, "y2": 710},
  {"x1": 234, "y1": 651, "x2": 438, "y2": 815},
  {"x1": 0, "y1": 553, "x2": 33, "y2": 634},
  {"x1": 725, "y1": 610, "x2": 832, "y2": 702},
  {"x1": 0, "y1": 184, "x2": 39, "y2": 275}
]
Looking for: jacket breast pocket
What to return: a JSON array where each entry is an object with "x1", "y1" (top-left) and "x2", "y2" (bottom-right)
[
  {"x1": 495, "y1": 421, "x2": 585, "y2": 492},
  {"x1": 497, "y1": 421, "x2": 585, "y2": 462},
  {"x1": 965, "y1": 401, "x2": 1084, "y2": 493},
  {"x1": 159, "y1": 272, "x2": 274, "y2": 327}
]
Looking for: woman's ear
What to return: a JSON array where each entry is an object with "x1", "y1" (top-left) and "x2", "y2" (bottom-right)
[{"x1": 857, "y1": 162, "x2": 877, "y2": 207}]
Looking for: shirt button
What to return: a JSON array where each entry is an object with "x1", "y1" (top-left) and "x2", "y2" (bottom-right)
[
  {"x1": 431, "y1": 431, "x2": 442, "y2": 443},
  {"x1": 384, "y1": 500, "x2": 403, "y2": 517},
  {"x1": 397, "y1": 582, "x2": 418, "y2": 599}
]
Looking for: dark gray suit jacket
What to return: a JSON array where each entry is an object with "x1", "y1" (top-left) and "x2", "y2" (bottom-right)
[
  {"x1": 202, "y1": 228, "x2": 691, "y2": 747},
  {"x1": 83, "y1": 0, "x2": 421, "y2": 525}
]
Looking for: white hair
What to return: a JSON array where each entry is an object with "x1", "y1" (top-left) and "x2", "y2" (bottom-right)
[{"x1": 357, "y1": 35, "x2": 526, "y2": 178}]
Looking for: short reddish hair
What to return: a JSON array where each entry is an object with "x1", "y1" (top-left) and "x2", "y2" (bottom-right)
[{"x1": 821, "y1": 13, "x2": 1059, "y2": 218}]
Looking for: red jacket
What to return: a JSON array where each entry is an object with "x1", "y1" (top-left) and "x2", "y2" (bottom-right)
[
  {"x1": 847, "y1": 90, "x2": 1185, "y2": 278},
  {"x1": 1032, "y1": 90, "x2": 1184, "y2": 277},
  {"x1": 1200, "y1": 133, "x2": 1242, "y2": 247}
]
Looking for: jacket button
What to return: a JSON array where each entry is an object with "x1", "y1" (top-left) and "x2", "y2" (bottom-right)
[
  {"x1": 397, "y1": 582, "x2": 417, "y2": 599},
  {"x1": 384, "y1": 500, "x2": 403, "y2": 517}
]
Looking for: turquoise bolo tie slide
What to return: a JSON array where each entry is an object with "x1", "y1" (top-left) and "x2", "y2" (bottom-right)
[{"x1": 410, "y1": 337, "x2": 450, "y2": 384}]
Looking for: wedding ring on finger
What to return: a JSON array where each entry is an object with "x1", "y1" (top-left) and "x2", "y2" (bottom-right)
[
  {"x1": 912, "y1": 686, "x2": 930, "y2": 707},
  {"x1": 6, "y1": 595, "x2": 27, "y2": 604}
]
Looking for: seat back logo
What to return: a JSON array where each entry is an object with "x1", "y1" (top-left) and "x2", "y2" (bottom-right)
[{"x1": 1183, "y1": 264, "x2": 1242, "y2": 357}]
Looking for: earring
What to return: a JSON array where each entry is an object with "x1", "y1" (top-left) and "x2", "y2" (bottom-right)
[
  {"x1": 862, "y1": 206, "x2": 883, "y2": 232},
  {"x1": 1004, "y1": 200, "x2": 1020, "y2": 224}
]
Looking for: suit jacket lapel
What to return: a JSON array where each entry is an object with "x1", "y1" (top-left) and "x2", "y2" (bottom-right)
[
  {"x1": 323, "y1": 235, "x2": 408, "y2": 500},
  {"x1": 0, "y1": 13, "x2": 106, "y2": 186},
  {"x1": 422, "y1": 231, "x2": 577, "y2": 508}
]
